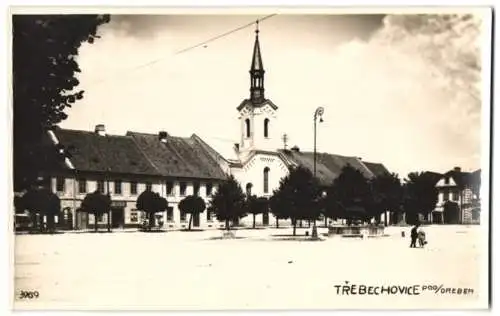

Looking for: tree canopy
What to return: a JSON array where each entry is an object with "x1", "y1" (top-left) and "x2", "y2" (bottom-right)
[
  {"x1": 178, "y1": 195, "x2": 206, "y2": 230},
  {"x1": 210, "y1": 175, "x2": 246, "y2": 230},
  {"x1": 136, "y1": 190, "x2": 168, "y2": 230},
  {"x1": 13, "y1": 15, "x2": 110, "y2": 190},
  {"x1": 81, "y1": 190, "x2": 111, "y2": 232},
  {"x1": 403, "y1": 172, "x2": 439, "y2": 224},
  {"x1": 245, "y1": 195, "x2": 269, "y2": 228}
]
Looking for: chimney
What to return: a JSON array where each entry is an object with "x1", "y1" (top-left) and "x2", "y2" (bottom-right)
[
  {"x1": 234, "y1": 143, "x2": 240, "y2": 152},
  {"x1": 291, "y1": 145, "x2": 300, "y2": 152},
  {"x1": 158, "y1": 131, "x2": 168, "y2": 143},
  {"x1": 94, "y1": 124, "x2": 106, "y2": 136},
  {"x1": 454, "y1": 166, "x2": 461, "y2": 172}
]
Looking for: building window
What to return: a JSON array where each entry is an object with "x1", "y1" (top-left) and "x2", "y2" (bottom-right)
[
  {"x1": 443, "y1": 189, "x2": 449, "y2": 201},
  {"x1": 193, "y1": 182, "x2": 200, "y2": 196},
  {"x1": 56, "y1": 177, "x2": 65, "y2": 192},
  {"x1": 97, "y1": 180, "x2": 105, "y2": 194},
  {"x1": 167, "y1": 182, "x2": 174, "y2": 196},
  {"x1": 264, "y1": 118, "x2": 270, "y2": 138},
  {"x1": 263, "y1": 167, "x2": 270, "y2": 193},
  {"x1": 206, "y1": 183, "x2": 213, "y2": 196},
  {"x1": 130, "y1": 181, "x2": 137, "y2": 195},
  {"x1": 167, "y1": 207, "x2": 174, "y2": 221},
  {"x1": 180, "y1": 210, "x2": 187, "y2": 221},
  {"x1": 130, "y1": 209, "x2": 138, "y2": 223},
  {"x1": 452, "y1": 191, "x2": 459, "y2": 201},
  {"x1": 246, "y1": 183, "x2": 253, "y2": 196},
  {"x1": 145, "y1": 182, "x2": 152, "y2": 191},
  {"x1": 114, "y1": 180, "x2": 122, "y2": 195},
  {"x1": 78, "y1": 178, "x2": 87, "y2": 194},
  {"x1": 245, "y1": 118, "x2": 250, "y2": 138},
  {"x1": 180, "y1": 182, "x2": 187, "y2": 196}
]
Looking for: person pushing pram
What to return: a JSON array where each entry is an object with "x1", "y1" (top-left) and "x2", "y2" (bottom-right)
[{"x1": 417, "y1": 227, "x2": 427, "y2": 248}]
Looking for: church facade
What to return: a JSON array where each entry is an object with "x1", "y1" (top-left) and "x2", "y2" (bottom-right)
[{"x1": 22, "y1": 24, "x2": 393, "y2": 231}]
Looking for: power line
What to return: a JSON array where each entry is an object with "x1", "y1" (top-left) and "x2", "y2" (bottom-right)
[{"x1": 85, "y1": 14, "x2": 277, "y2": 88}]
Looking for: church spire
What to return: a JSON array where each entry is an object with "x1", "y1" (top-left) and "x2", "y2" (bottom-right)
[{"x1": 249, "y1": 20, "x2": 265, "y2": 103}]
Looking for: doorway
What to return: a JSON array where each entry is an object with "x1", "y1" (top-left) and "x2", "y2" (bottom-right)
[
  {"x1": 111, "y1": 207, "x2": 125, "y2": 228},
  {"x1": 193, "y1": 213, "x2": 200, "y2": 227}
]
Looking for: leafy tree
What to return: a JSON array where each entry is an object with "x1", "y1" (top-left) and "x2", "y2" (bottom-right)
[
  {"x1": 21, "y1": 185, "x2": 61, "y2": 233},
  {"x1": 136, "y1": 190, "x2": 168, "y2": 231},
  {"x1": 13, "y1": 15, "x2": 110, "y2": 191},
  {"x1": 81, "y1": 190, "x2": 111, "y2": 232},
  {"x1": 210, "y1": 175, "x2": 246, "y2": 230},
  {"x1": 270, "y1": 166, "x2": 320, "y2": 236},
  {"x1": 178, "y1": 195, "x2": 206, "y2": 230},
  {"x1": 368, "y1": 173, "x2": 404, "y2": 226},
  {"x1": 269, "y1": 192, "x2": 288, "y2": 228},
  {"x1": 325, "y1": 165, "x2": 372, "y2": 225},
  {"x1": 245, "y1": 195, "x2": 269, "y2": 228},
  {"x1": 443, "y1": 200, "x2": 460, "y2": 224},
  {"x1": 403, "y1": 172, "x2": 439, "y2": 224}
]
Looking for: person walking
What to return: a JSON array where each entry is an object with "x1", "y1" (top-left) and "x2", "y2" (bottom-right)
[{"x1": 410, "y1": 223, "x2": 419, "y2": 248}]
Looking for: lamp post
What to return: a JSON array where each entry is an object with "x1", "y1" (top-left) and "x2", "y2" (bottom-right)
[
  {"x1": 106, "y1": 167, "x2": 111, "y2": 232},
  {"x1": 312, "y1": 106, "x2": 324, "y2": 239}
]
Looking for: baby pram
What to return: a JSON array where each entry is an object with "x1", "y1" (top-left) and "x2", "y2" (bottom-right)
[{"x1": 417, "y1": 230, "x2": 427, "y2": 247}]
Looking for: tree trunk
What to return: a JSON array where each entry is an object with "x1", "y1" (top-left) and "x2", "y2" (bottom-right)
[
  {"x1": 324, "y1": 216, "x2": 328, "y2": 227},
  {"x1": 253, "y1": 214, "x2": 256, "y2": 228},
  {"x1": 107, "y1": 210, "x2": 111, "y2": 232},
  {"x1": 276, "y1": 218, "x2": 279, "y2": 228},
  {"x1": 292, "y1": 219, "x2": 297, "y2": 236},
  {"x1": 149, "y1": 213, "x2": 155, "y2": 231},
  {"x1": 308, "y1": 220, "x2": 311, "y2": 228},
  {"x1": 384, "y1": 211, "x2": 388, "y2": 227},
  {"x1": 95, "y1": 213, "x2": 98, "y2": 232},
  {"x1": 189, "y1": 214, "x2": 193, "y2": 230},
  {"x1": 225, "y1": 219, "x2": 230, "y2": 231}
]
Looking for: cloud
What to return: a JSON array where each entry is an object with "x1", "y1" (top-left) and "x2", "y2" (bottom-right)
[{"x1": 317, "y1": 13, "x2": 483, "y2": 175}]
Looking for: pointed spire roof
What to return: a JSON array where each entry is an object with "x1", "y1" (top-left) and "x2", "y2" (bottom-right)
[{"x1": 250, "y1": 21, "x2": 264, "y2": 72}]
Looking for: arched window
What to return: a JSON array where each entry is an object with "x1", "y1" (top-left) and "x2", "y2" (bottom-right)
[
  {"x1": 245, "y1": 118, "x2": 251, "y2": 138},
  {"x1": 264, "y1": 118, "x2": 270, "y2": 138},
  {"x1": 246, "y1": 183, "x2": 253, "y2": 196},
  {"x1": 263, "y1": 167, "x2": 270, "y2": 193}
]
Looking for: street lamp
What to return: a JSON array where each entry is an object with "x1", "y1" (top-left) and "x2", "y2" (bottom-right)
[{"x1": 312, "y1": 106, "x2": 325, "y2": 239}]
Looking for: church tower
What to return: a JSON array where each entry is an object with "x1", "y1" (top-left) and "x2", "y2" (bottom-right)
[{"x1": 237, "y1": 21, "x2": 278, "y2": 155}]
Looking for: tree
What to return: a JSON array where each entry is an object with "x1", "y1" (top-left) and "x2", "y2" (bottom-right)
[
  {"x1": 269, "y1": 192, "x2": 288, "y2": 228},
  {"x1": 368, "y1": 173, "x2": 404, "y2": 226},
  {"x1": 136, "y1": 190, "x2": 168, "y2": 231},
  {"x1": 178, "y1": 195, "x2": 206, "y2": 230},
  {"x1": 81, "y1": 190, "x2": 111, "y2": 232},
  {"x1": 21, "y1": 185, "x2": 61, "y2": 233},
  {"x1": 13, "y1": 15, "x2": 110, "y2": 191},
  {"x1": 210, "y1": 175, "x2": 246, "y2": 231},
  {"x1": 325, "y1": 165, "x2": 372, "y2": 225},
  {"x1": 270, "y1": 166, "x2": 320, "y2": 236},
  {"x1": 403, "y1": 172, "x2": 439, "y2": 224},
  {"x1": 245, "y1": 195, "x2": 269, "y2": 228}
]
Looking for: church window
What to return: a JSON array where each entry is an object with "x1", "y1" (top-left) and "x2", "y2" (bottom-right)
[
  {"x1": 245, "y1": 119, "x2": 251, "y2": 138},
  {"x1": 264, "y1": 118, "x2": 270, "y2": 138},
  {"x1": 263, "y1": 167, "x2": 270, "y2": 193}
]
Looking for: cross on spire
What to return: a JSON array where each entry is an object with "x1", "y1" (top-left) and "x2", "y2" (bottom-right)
[{"x1": 282, "y1": 133, "x2": 289, "y2": 150}]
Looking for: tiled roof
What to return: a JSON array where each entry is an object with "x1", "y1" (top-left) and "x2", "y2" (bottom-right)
[
  {"x1": 278, "y1": 149, "x2": 379, "y2": 186},
  {"x1": 362, "y1": 162, "x2": 390, "y2": 177},
  {"x1": 127, "y1": 132, "x2": 227, "y2": 180},
  {"x1": 54, "y1": 128, "x2": 160, "y2": 176},
  {"x1": 443, "y1": 168, "x2": 481, "y2": 189}
]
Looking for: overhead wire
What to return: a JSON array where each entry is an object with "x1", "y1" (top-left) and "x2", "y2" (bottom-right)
[{"x1": 83, "y1": 14, "x2": 277, "y2": 89}]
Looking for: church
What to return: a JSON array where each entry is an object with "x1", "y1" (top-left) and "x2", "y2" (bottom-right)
[{"x1": 30, "y1": 23, "x2": 391, "y2": 231}]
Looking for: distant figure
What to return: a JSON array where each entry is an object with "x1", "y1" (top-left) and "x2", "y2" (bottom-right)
[
  {"x1": 410, "y1": 224, "x2": 420, "y2": 248},
  {"x1": 418, "y1": 228, "x2": 427, "y2": 248}
]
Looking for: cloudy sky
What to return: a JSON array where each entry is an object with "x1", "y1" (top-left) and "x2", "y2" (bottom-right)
[{"x1": 61, "y1": 11, "x2": 488, "y2": 178}]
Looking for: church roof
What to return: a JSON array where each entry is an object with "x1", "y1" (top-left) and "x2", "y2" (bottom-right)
[
  {"x1": 278, "y1": 149, "x2": 387, "y2": 186},
  {"x1": 362, "y1": 162, "x2": 391, "y2": 177},
  {"x1": 127, "y1": 132, "x2": 227, "y2": 180},
  {"x1": 52, "y1": 128, "x2": 160, "y2": 176},
  {"x1": 237, "y1": 98, "x2": 278, "y2": 111}
]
